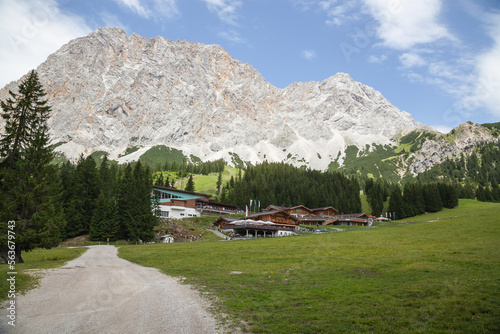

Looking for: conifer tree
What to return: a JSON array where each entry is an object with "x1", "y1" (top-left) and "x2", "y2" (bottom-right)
[
  {"x1": 64, "y1": 155, "x2": 99, "y2": 237},
  {"x1": 388, "y1": 185, "x2": 405, "y2": 220},
  {"x1": 0, "y1": 70, "x2": 65, "y2": 263},
  {"x1": 424, "y1": 184, "x2": 443, "y2": 212},
  {"x1": 216, "y1": 171, "x2": 222, "y2": 195},
  {"x1": 185, "y1": 174, "x2": 195, "y2": 192}
]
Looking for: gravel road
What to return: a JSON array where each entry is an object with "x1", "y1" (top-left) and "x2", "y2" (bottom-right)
[{"x1": 1, "y1": 246, "x2": 225, "y2": 334}]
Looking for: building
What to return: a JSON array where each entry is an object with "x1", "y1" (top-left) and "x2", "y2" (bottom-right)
[
  {"x1": 213, "y1": 217, "x2": 298, "y2": 238},
  {"x1": 262, "y1": 204, "x2": 338, "y2": 225},
  {"x1": 311, "y1": 206, "x2": 338, "y2": 217},
  {"x1": 152, "y1": 186, "x2": 239, "y2": 219},
  {"x1": 246, "y1": 210, "x2": 299, "y2": 225},
  {"x1": 324, "y1": 213, "x2": 372, "y2": 226}
]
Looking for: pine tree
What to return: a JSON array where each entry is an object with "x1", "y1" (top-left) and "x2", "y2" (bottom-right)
[
  {"x1": 0, "y1": 70, "x2": 65, "y2": 263},
  {"x1": 185, "y1": 174, "x2": 195, "y2": 192},
  {"x1": 64, "y1": 155, "x2": 99, "y2": 238},
  {"x1": 90, "y1": 193, "x2": 107, "y2": 241},
  {"x1": 155, "y1": 172, "x2": 164, "y2": 187},
  {"x1": 216, "y1": 171, "x2": 222, "y2": 195},
  {"x1": 388, "y1": 185, "x2": 406, "y2": 220},
  {"x1": 424, "y1": 184, "x2": 442, "y2": 212}
]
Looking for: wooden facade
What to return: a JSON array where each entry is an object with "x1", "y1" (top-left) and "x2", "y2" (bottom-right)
[
  {"x1": 247, "y1": 210, "x2": 299, "y2": 225},
  {"x1": 311, "y1": 207, "x2": 338, "y2": 217}
]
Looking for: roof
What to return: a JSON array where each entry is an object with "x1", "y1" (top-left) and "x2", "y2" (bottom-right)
[
  {"x1": 288, "y1": 205, "x2": 313, "y2": 213},
  {"x1": 152, "y1": 185, "x2": 210, "y2": 198},
  {"x1": 247, "y1": 210, "x2": 288, "y2": 219},
  {"x1": 336, "y1": 213, "x2": 368, "y2": 218},
  {"x1": 196, "y1": 198, "x2": 239, "y2": 209},
  {"x1": 264, "y1": 205, "x2": 287, "y2": 212},
  {"x1": 311, "y1": 206, "x2": 339, "y2": 213}
]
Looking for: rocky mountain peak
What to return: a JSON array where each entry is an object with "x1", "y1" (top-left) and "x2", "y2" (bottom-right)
[{"x1": 1, "y1": 27, "x2": 432, "y2": 170}]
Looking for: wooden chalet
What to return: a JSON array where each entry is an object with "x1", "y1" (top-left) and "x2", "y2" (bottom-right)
[
  {"x1": 263, "y1": 205, "x2": 287, "y2": 212},
  {"x1": 311, "y1": 206, "x2": 338, "y2": 217},
  {"x1": 247, "y1": 210, "x2": 299, "y2": 225},
  {"x1": 286, "y1": 205, "x2": 314, "y2": 216},
  {"x1": 214, "y1": 217, "x2": 297, "y2": 238},
  {"x1": 324, "y1": 213, "x2": 371, "y2": 227}
]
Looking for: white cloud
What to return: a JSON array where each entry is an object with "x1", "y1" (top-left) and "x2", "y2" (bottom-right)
[
  {"x1": 430, "y1": 124, "x2": 452, "y2": 134},
  {"x1": 202, "y1": 0, "x2": 242, "y2": 26},
  {"x1": 0, "y1": 0, "x2": 92, "y2": 88},
  {"x1": 362, "y1": 0, "x2": 454, "y2": 50},
  {"x1": 319, "y1": 0, "x2": 362, "y2": 26},
  {"x1": 113, "y1": 0, "x2": 180, "y2": 20},
  {"x1": 471, "y1": 14, "x2": 500, "y2": 118},
  {"x1": 368, "y1": 54, "x2": 387, "y2": 63},
  {"x1": 218, "y1": 29, "x2": 245, "y2": 43},
  {"x1": 301, "y1": 49, "x2": 317, "y2": 61},
  {"x1": 114, "y1": 0, "x2": 150, "y2": 18},
  {"x1": 399, "y1": 53, "x2": 426, "y2": 68},
  {"x1": 100, "y1": 11, "x2": 128, "y2": 31},
  {"x1": 151, "y1": 0, "x2": 180, "y2": 19}
]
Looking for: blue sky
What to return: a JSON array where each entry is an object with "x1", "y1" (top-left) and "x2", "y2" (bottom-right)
[{"x1": 1, "y1": 0, "x2": 499, "y2": 132}]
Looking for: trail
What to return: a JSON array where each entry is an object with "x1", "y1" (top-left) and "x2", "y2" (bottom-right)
[{"x1": 1, "y1": 246, "x2": 224, "y2": 334}]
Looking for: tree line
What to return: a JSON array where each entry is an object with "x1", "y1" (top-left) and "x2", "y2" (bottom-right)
[
  {"x1": 220, "y1": 162, "x2": 362, "y2": 213},
  {"x1": 60, "y1": 156, "x2": 158, "y2": 242},
  {"x1": 0, "y1": 71, "x2": 158, "y2": 263},
  {"x1": 365, "y1": 178, "x2": 460, "y2": 219},
  {"x1": 160, "y1": 158, "x2": 225, "y2": 176}
]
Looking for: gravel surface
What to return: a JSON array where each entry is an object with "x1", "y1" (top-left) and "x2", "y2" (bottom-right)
[{"x1": 1, "y1": 246, "x2": 225, "y2": 334}]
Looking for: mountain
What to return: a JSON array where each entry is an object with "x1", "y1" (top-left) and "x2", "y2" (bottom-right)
[
  {"x1": 330, "y1": 121, "x2": 499, "y2": 182},
  {"x1": 0, "y1": 27, "x2": 434, "y2": 171}
]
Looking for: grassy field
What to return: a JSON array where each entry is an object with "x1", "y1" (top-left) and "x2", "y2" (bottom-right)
[
  {"x1": 173, "y1": 165, "x2": 242, "y2": 195},
  {"x1": 0, "y1": 247, "x2": 87, "y2": 303},
  {"x1": 119, "y1": 199, "x2": 500, "y2": 333}
]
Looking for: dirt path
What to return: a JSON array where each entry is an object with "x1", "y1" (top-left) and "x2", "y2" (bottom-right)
[{"x1": 1, "y1": 246, "x2": 224, "y2": 334}]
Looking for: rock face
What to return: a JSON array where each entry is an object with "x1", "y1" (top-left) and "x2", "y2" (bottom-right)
[
  {"x1": 0, "y1": 27, "x2": 430, "y2": 169},
  {"x1": 409, "y1": 122, "x2": 496, "y2": 175}
]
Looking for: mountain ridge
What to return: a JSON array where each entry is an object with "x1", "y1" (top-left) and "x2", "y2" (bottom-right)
[{"x1": 1, "y1": 27, "x2": 489, "y2": 174}]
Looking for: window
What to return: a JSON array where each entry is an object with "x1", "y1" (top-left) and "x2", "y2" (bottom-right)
[{"x1": 160, "y1": 211, "x2": 169, "y2": 218}]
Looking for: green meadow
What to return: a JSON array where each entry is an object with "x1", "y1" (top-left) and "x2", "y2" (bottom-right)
[
  {"x1": 0, "y1": 247, "x2": 87, "y2": 302},
  {"x1": 119, "y1": 199, "x2": 500, "y2": 333}
]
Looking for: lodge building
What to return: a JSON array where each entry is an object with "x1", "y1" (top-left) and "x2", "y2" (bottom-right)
[{"x1": 152, "y1": 185, "x2": 240, "y2": 219}]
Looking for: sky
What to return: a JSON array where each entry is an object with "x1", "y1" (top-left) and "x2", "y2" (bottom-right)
[{"x1": 1, "y1": 0, "x2": 499, "y2": 133}]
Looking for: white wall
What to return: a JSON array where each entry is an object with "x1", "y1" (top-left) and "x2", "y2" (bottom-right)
[{"x1": 158, "y1": 205, "x2": 201, "y2": 219}]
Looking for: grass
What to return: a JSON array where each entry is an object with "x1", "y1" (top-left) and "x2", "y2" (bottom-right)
[
  {"x1": 172, "y1": 165, "x2": 243, "y2": 196},
  {"x1": 0, "y1": 247, "x2": 87, "y2": 303},
  {"x1": 119, "y1": 199, "x2": 500, "y2": 333}
]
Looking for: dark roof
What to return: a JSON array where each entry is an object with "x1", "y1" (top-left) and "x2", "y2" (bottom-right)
[{"x1": 152, "y1": 185, "x2": 210, "y2": 198}]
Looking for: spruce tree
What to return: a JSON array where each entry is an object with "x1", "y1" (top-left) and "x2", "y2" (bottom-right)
[
  {"x1": 0, "y1": 70, "x2": 65, "y2": 263},
  {"x1": 388, "y1": 185, "x2": 406, "y2": 220},
  {"x1": 424, "y1": 184, "x2": 443, "y2": 212},
  {"x1": 216, "y1": 171, "x2": 222, "y2": 195},
  {"x1": 185, "y1": 174, "x2": 195, "y2": 192},
  {"x1": 65, "y1": 155, "x2": 99, "y2": 238}
]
